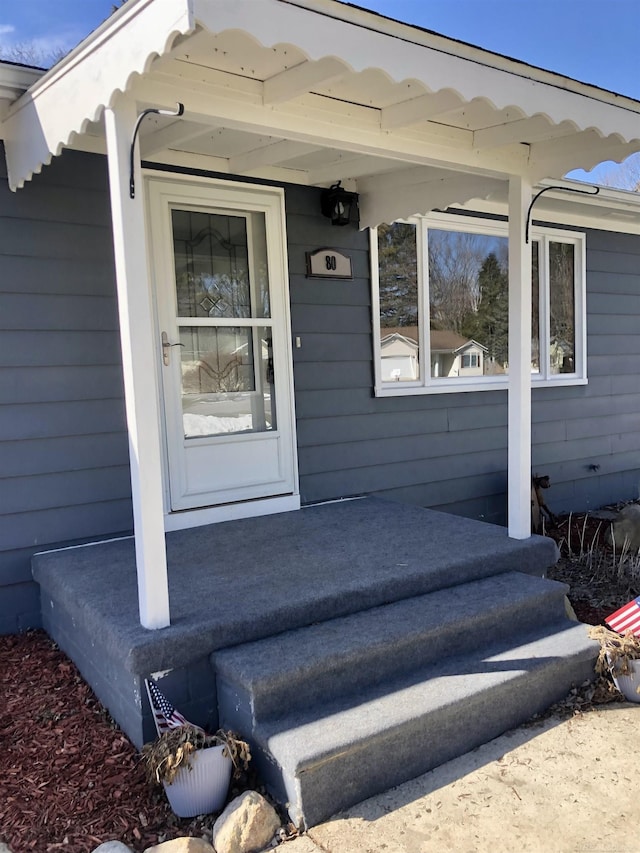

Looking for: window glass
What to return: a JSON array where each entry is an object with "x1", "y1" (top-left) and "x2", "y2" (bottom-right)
[
  {"x1": 461, "y1": 353, "x2": 479, "y2": 368},
  {"x1": 180, "y1": 326, "x2": 276, "y2": 437},
  {"x1": 531, "y1": 241, "x2": 540, "y2": 375},
  {"x1": 373, "y1": 215, "x2": 584, "y2": 393},
  {"x1": 549, "y1": 242, "x2": 576, "y2": 374},
  {"x1": 378, "y1": 222, "x2": 420, "y2": 382},
  {"x1": 172, "y1": 209, "x2": 271, "y2": 320},
  {"x1": 428, "y1": 228, "x2": 509, "y2": 378}
]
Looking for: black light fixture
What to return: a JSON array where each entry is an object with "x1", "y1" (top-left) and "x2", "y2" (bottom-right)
[{"x1": 320, "y1": 181, "x2": 357, "y2": 226}]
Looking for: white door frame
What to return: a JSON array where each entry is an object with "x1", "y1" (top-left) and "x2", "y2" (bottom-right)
[{"x1": 145, "y1": 171, "x2": 300, "y2": 530}]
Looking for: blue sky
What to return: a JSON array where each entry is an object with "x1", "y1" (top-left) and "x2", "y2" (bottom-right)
[{"x1": 2, "y1": 0, "x2": 639, "y2": 183}]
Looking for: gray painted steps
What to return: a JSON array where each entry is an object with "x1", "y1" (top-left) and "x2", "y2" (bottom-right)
[
  {"x1": 214, "y1": 572, "x2": 597, "y2": 828},
  {"x1": 215, "y1": 571, "x2": 570, "y2": 721},
  {"x1": 256, "y1": 622, "x2": 595, "y2": 827}
]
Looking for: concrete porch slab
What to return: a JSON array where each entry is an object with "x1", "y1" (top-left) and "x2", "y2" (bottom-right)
[{"x1": 33, "y1": 498, "x2": 558, "y2": 675}]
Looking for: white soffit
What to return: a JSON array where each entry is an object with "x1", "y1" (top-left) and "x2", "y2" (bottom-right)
[
  {"x1": 0, "y1": 63, "x2": 43, "y2": 118},
  {"x1": 3, "y1": 0, "x2": 640, "y2": 199},
  {"x1": 452, "y1": 178, "x2": 640, "y2": 236}
]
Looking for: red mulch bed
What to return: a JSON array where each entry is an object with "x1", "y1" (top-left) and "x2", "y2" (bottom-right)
[{"x1": 0, "y1": 631, "x2": 210, "y2": 853}]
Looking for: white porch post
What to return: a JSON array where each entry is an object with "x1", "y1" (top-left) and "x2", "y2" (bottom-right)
[
  {"x1": 507, "y1": 174, "x2": 533, "y2": 539},
  {"x1": 104, "y1": 95, "x2": 170, "y2": 629}
]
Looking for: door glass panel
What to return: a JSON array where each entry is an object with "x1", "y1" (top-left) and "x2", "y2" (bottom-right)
[
  {"x1": 171, "y1": 209, "x2": 270, "y2": 319},
  {"x1": 180, "y1": 326, "x2": 276, "y2": 438}
]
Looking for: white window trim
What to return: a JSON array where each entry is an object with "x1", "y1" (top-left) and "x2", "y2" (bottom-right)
[{"x1": 371, "y1": 212, "x2": 587, "y2": 396}]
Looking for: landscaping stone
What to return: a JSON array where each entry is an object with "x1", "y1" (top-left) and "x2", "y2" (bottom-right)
[
  {"x1": 606, "y1": 503, "x2": 640, "y2": 551},
  {"x1": 143, "y1": 840, "x2": 214, "y2": 853},
  {"x1": 92, "y1": 844, "x2": 134, "y2": 853},
  {"x1": 0, "y1": 844, "x2": 14, "y2": 853},
  {"x1": 590, "y1": 509, "x2": 618, "y2": 521},
  {"x1": 212, "y1": 791, "x2": 281, "y2": 853}
]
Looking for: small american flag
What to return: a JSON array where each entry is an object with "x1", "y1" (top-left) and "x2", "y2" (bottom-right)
[
  {"x1": 605, "y1": 596, "x2": 640, "y2": 636},
  {"x1": 145, "y1": 678, "x2": 199, "y2": 736}
]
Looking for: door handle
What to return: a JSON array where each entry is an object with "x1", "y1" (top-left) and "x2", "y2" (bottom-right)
[{"x1": 161, "y1": 331, "x2": 185, "y2": 366}]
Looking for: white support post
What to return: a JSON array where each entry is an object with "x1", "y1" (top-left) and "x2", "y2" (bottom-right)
[
  {"x1": 507, "y1": 174, "x2": 533, "y2": 539},
  {"x1": 104, "y1": 95, "x2": 171, "y2": 629}
]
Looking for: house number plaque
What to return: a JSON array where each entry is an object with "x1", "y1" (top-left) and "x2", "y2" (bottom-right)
[{"x1": 306, "y1": 248, "x2": 353, "y2": 279}]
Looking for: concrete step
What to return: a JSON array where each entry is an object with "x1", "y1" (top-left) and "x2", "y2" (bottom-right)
[
  {"x1": 247, "y1": 621, "x2": 596, "y2": 828},
  {"x1": 214, "y1": 571, "x2": 570, "y2": 724},
  {"x1": 214, "y1": 572, "x2": 597, "y2": 828}
]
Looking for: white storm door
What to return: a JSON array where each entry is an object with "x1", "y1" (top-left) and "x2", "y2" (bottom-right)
[{"x1": 147, "y1": 177, "x2": 297, "y2": 512}]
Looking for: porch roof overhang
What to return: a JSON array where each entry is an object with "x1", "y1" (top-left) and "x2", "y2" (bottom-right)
[
  {"x1": 0, "y1": 62, "x2": 43, "y2": 120},
  {"x1": 3, "y1": 0, "x2": 640, "y2": 227}
]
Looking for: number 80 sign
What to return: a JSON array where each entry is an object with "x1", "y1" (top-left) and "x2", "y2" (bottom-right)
[{"x1": 306, "y1": 248, "x2": 353, "y2": 279}]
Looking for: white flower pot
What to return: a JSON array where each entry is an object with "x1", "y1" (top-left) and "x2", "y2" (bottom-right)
[
  {"x1": 608, "y1": 656, "x2": 640, "y2": 703},
  {"x1": 163, "y1": 744, "x2": 233, "y2": 817}
]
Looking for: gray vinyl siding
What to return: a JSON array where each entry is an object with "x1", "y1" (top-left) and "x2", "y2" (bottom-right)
[
  {"x1": 0, "y1": 146, "x2": 132, "y2": 632},
  {"x1": 530, "y1": 229, "x2": 640, "y2": 511},
  {"x1": 1, "y1": 155, "x2": 640, "y2": 632},
  {"x1": 292, "y1": 197, "x2": 640, "y2": 522}
]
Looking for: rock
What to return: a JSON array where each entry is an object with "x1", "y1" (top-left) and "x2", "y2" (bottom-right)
[
  {"x1": 606, "y1": 503, "x2": 640, "y2": 551},
  {"x1": 0, "y1": 844, "x2": 14, "y2": 853},
  {"x1": 590, "y1": 509, "x2": 618, "y2": 521},
  {"x1": 92, "y1": 844, "x2": 134, "y2": 853},
  {"x1": 565, "y1": 595, "x2": 578, "y2": 622},
  {"x1": 212, "y1": 791, "x2": 281, "y2": 853},
  {"x1": 143, "y1": 839, "x2": 215, "y2": 853}
]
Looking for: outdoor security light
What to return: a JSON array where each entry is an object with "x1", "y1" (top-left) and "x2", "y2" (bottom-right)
[{"x1": 320, "y1": 181, "x2": 357, "y2": 226}]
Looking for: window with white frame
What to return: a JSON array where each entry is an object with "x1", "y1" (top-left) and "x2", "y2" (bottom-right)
[{"x1": 372, "y1": 212, "x2": 586, "y2": 394}]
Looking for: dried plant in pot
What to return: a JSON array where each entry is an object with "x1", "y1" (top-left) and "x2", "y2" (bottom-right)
[
  {"x1": 589, "y1": 626, "x2": 640, "y2": 702},
  {"x1": 142, "y1": 725, "x2": 251, "y2": 818}
]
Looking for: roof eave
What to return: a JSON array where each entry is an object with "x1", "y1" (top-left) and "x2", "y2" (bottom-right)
[
  {"x1": 4, "y1": 0, "x2": 640, "y2": 197},
  {"x1": 2, "y1": 0, "x2": 194, "y2": 189}
]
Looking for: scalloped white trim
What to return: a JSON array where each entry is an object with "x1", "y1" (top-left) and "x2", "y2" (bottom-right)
[
  {"x1": 4, "y1": 0, "x2": 640, "y2": 190},
  {"x1": 5, "y1": 0, "x2": 194, "y2": 189}
]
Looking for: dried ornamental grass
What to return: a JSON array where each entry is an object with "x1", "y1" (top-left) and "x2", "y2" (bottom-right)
[
  {"x1": 588, "y1": 625, "x2": 640, "y2": 678},
  {"x1": 142, "y1": 725, "x2": 251, "y2": 786}
]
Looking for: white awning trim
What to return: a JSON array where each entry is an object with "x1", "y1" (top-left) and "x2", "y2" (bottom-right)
[
  {"x1": 359, "y1": 173, "x2": 504, "y2": 229},
  {"x1": 3, "y1": 0, "x2": 640, "y2": 192},
  {"x1": 193, "y1": 0, "x2": 640, "y2": 140},
  {"x1": 4, "y1": 0, "x2": 194, "y2": 189}
]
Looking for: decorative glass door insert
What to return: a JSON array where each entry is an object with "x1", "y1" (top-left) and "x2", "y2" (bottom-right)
[{"x1": 171, "y1": 208, "x2": 277, "y2": 438}]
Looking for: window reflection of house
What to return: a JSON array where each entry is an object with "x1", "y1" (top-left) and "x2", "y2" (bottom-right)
[
  {"x1": 380, "y1": 327, "x2": 487, "y2": 381},
  {"x1": 550, "y1": 338, "x2": 575, "y2": 374},
  {"x1": 430, "y1": 331, "x2": 487, "y2": 379},
  {"x1": 380, "y1": 327, "x2": 420, "y2": 381}
]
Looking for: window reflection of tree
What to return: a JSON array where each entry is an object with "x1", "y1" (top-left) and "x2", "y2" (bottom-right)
[
  {"x1": 531, "y1": 242, "x2": 540, "y2": 372},
  {"x1": 549, "y1": 242, "x2": 575, "y2": 373},
  {"x1": 377, "y1": 222, "x2": 419, "y2": 328}
]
